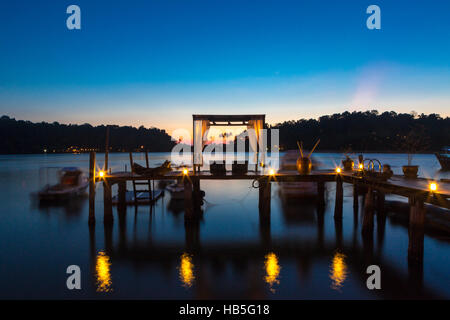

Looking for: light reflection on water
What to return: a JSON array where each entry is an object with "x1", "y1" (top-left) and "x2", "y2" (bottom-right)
[
  {"x1": 264, "y1": 252, "x2": 281, "y2": 293},
  {"x1": 179, "y1": 253, "x2": 195, "y2": 288},
  {"x1": 96, "y1": 251, "x2": 112, "y2": 292},
  {"x1": 0, "y1": 153, "x2": 449, "y2": 299},
  {"x1": 330, "y1": 252, "x2": 347, "y2": 291}
]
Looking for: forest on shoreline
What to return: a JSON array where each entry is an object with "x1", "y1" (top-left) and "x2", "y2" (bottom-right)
[{"x1": 1, "y1": 110, "x2": 449, "y2": 154}]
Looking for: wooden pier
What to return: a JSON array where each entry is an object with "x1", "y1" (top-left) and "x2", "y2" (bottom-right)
[{"x1": 87, "y1": 152, "x2": 450, "y2": 268}]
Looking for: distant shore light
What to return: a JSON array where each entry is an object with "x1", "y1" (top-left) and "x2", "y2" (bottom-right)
[{"x1": 336, "y1": 167, "x2": 342, "y2": 173}]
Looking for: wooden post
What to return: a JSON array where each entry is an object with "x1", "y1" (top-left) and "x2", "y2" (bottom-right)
[
  {"x1": 118, "y1": 181, "x2": 126, "y2": 210},
  {"x1": 88, "y1": 223, "x2": 96, "y2": 287},
  {"x1": 259, "y1": 179, "x2": 271, "y2": 248},
  {"x1": 145, "y1": 151, "x2": 152, "y2": 197},
  {"x1": 408, "y1": 196, "x2": 425, "y2": 264},
  {"x1": 184, "y1": 178, "x2": 193, "y2": 218},
  {"x1": 334, "y1": 176, "x2": 343, "y2": 219},
  {"x1": 103, "y1": 181, "x2": 113, "y2": 224},
  {"x1": 317, "y1": 181, "x2": 325, "y2": 208},
  {"x1": 316, "y1": 202, "x2": 325, "y2": 249},
  {"x1": 104, "y1": 126, "x2": 109, "y2": 171},
  {"x1": 88, "y1": 151, "x2": 96, "y2": 225},
  {"x1": 362, "y1": 187, "x2": 374, "y2": 236},
  {"x1": 376, "y1": 191, "x2": 386, "y2": 247},
  {"x1": 258, "y1": 179, "x2": 271, "y2": 217},
  {"x1": 353, "y1": 184, "x2": 359, "y2": 229},
  {"x1": 185, "y1": 216, "x2": 201, "y2": 252},
  {"x1": 353, "y1": 184, "x2": 358, "y2": 209},
  {"x1": 118, "y1": 192, "x2": 127, "y2": 250},
  {"x1": 377, "y1": 191, "x2": 385, "y2": 214},
  {"x1": 192, "y1": 176, "x2": 202, "y2": 215}
]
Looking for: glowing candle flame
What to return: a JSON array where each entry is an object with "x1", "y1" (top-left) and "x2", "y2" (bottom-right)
[
  {"x1": 95, "y1": 251, "x2": 112, "y2": 292},
  {"x1": 330, "y1": 252, "x2": 347, "y2": 291},
  {"x1": 179, "y1": 253, "x2": 195, "y2": 288},
  {"x1": 429, "y1": 182, "x2": 437, "y2": 192},
  {"x1": 264, "y1": 252, "x2": 281, "y2": 293}
]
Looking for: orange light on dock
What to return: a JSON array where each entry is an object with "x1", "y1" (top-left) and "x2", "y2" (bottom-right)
[
  {"x1": 182, "y1": 168, "x2": 189, "y2": 175},
  {"x1": 359, "y1": 163, "x2": 364, "y2": 170},
  {"x1": 268, "y1": 168, "x2": 275, "y2": 176},
  {"x1": 98, "y1": 170, "x2": 105, "y2": 178},
  {"x1": 429, "y1": 182, "x2": 437, "y2": 192},
  {"x1": 336, "y1": 167, "x2": 341, "y2": 173}
]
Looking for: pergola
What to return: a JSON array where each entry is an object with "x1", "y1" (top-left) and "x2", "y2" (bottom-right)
[{"x1": 192, "y1": 114, "x2": 266, "y2": 172}]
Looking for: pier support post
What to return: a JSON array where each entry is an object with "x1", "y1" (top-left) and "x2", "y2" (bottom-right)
[
  {"x1": 258, "y1": 179, "x2": 271, "y2": 247},
  {"x1": 376, "y1": 191, "x2": 386, "y2": 248},
  {"x1": 88, "y1": 151, "x2": 96, "y2": 225},
  {"x1": 362, "y1": 187, "x2": 374, "y2": 236},
  {"x1": 185, "y1": 216, "x2": 201, "y2": 252},
  {"x1": 353, "y1": 184, "x2": 359, "y2": 229},
  {"x1": 184, "y1": 178, "x2": 194, "y2": 219},
  {"x1": 334, "y1": 176, "x2": 343, "y2": 219},
  {"x1": 408, "y1": 196, "x2": 425, "y2": 265},
  {"x1": 118, "y1": 181, "x2": 126, "y2": 211},
  {"x1": 317, "y1": 181, "x2": 325, "y2": 208},
  {"x1": 317, "y1": 203, "x2": 325, "y2": 249},
  {"x1": 377, "y1": 191, "x2": 385, "y2": 214},
  {"x1": 192, "y1": 176, "x2": 202, "y2": 215},
  {"x1": 353, "y1": 184, "x2": 358, "y2": 210},
  {"x1": 103, "y1": 181, "x2": 113, "y2": 225},
  {"x1": 118, "y1": 198, "x2": 127, "y2": 250},
  {"x1": 258, "y1": 179, "x2": 271, "y2": 217}
]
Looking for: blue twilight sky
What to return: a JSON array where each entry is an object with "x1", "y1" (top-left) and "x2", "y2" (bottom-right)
[{"x1": 0, "y1": 0, "x2": 449, "y2": 134}]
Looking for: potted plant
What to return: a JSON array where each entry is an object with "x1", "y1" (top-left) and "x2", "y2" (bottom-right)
[
  {"x1": 296, "y1": 139, "x2": 320, "y2": 175},
  {"x1": 341, "y1": 147, "x2": 354, "y2": 171},
  {"x1": 397, "y1": 125, "x2": 430, "y2": 179}
]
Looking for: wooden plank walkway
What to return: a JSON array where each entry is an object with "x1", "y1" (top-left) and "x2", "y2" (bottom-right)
[
  {"x1": 105, "y1": 169, "x2": 337, "y2": 182},
  {"x1": 103, "y1": 169, "x2": 450, "y2": 209}
]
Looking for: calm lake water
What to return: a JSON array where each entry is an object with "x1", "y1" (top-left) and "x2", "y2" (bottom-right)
[{"x1": 0, "y1": 152, "x2": 449, "y2": 299}]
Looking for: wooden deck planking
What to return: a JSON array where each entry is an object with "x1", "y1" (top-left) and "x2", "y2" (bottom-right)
[{"x1": 102, "y1": 169, "x2": 450, "y2": 209}]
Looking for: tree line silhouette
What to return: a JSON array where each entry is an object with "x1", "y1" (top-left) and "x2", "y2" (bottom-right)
[
  {"x1": 1, "y1": 110, "x2": 449, "y2": 154},
  {"x1": 269, "y1": 110, "x2": 448, "y2": 152},
  {"x1": 0, "y1": 116, "x2": 176, "y2": 154}
]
